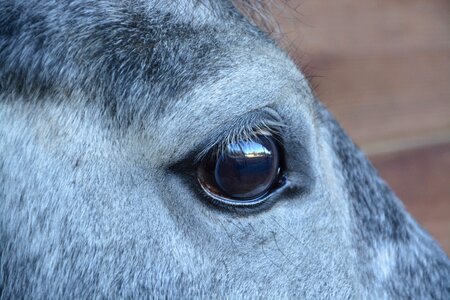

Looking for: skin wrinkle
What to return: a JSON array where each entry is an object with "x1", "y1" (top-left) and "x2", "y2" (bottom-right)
[{"x1": 0, "y1": 0, "x2": 449, "y2": 299}]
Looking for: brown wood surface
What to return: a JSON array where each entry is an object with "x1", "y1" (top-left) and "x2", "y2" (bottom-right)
[
  {"x1": 277, "y1": 0, "x2": 450, "y2": 153},
  {"x1": 274, "y1": 0, "x2": 450, "y2": 253}
]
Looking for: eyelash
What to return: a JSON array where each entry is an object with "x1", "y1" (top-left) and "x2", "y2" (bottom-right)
[{"x1": 194, "y1": 113, "x2": 286, "y2": 163}]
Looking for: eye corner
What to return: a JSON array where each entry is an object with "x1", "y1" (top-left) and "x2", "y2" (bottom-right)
[{"x1": 167, "y1": 150, "x2": 198, "y2": 175}]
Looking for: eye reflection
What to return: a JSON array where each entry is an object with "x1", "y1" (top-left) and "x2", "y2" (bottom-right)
[
  {"x1": 225, "y1": 140, "x2": 272, "y2": 158},
  {"x1": 197, "y1": 134, "x2": 284, "y2": 205}
]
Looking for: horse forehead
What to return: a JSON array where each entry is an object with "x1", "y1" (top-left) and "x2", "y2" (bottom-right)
[
  {"x1": 0, "y1": 0, "x2": 254, "y2": 104},
  {"x1": 2, "y1": 0, "x2": 303, "y2": 163}
]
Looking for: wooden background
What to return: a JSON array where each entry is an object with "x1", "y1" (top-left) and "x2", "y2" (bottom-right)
[{"x1": 274, "y1": 0, "x2": 450, "y2": 253}]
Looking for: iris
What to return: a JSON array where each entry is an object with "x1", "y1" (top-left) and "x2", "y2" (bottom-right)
[{"x1": 197, "y1": 134, "x2": 283, "y2": 204}]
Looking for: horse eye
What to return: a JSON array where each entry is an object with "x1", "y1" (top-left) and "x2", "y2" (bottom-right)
[{"x1": 197, "y1": 135, "x2": 285, "y2": 206}]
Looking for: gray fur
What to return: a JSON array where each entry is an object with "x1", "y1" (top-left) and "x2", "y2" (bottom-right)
[{"x1": 0, "y1": 0, "x2": 449, "y2": 298}]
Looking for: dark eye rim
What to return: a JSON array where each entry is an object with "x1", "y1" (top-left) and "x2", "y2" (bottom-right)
[
  {"x1": 171, "y1": 165, "x2": 291, "y2": 215},
  {"x1": 196, "y1": 133, "x2": 288, "y2": 207}
]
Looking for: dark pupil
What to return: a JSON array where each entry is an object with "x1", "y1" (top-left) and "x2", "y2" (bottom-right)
[{"x1": 214, "y1": 136, "x2": 279, "y2": 199}]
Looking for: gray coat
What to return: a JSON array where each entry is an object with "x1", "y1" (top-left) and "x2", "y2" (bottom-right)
[{"x1": 1, "y1": 0, "x2": 449, "y2": 298}]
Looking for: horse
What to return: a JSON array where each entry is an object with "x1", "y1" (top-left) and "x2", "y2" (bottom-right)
[{"x1": 1, "y1": 0, "x2": 449, "y2": 298}]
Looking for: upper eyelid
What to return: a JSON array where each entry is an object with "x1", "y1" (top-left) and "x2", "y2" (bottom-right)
[{"x1": 194, "y1": 107, "x2": 286, "y2": 163}]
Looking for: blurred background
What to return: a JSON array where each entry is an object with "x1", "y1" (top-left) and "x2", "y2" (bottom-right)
[{"x1": 274, "y1": 0, "x2": 450, "y2": 253}]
